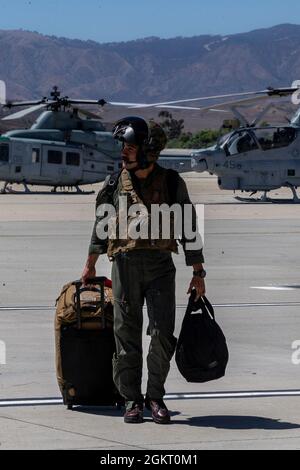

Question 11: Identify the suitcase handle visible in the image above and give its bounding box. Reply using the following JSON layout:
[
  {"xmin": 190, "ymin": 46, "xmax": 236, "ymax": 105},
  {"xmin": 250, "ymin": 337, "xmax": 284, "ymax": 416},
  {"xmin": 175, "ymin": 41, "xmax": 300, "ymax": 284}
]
[
  {"xmin": 73, "ymin": 277, "xmax": 108, "ymax": 286},
  {"xmin": 77, "ymin": 287, "xmax": 102, "ymax": 294},
  {"xmin": 73, "ymin": 278, "xmax": 106, "ymax": 329}
]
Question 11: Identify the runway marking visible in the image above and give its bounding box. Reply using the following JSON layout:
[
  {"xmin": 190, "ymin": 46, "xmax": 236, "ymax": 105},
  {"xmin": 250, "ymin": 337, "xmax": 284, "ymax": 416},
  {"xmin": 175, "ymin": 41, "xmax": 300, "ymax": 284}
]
[
  {"xmin": 1, "ymin": 390, "xmax": 300, "ymax": 407},
  {"xmin": 1, "ymin": 301, "xmax": 300, "ymax": 312},
  {"xmin": 166, "ymin": 390, "xmax": 300, "ymax": 400},
  {"xmin": 0, "ymin": 306, "xmax": 53, "ymax": 311},
  {"xmin": 251, "ymin": 286, "xmax": 300, "ymax": 291},
  {"xmin": 209, "ymin": 302, "xmax": 300, "ymax": 308},
  {"xmin": 0, "ymin": 398, "xmax": 62, "ymax": 407}
]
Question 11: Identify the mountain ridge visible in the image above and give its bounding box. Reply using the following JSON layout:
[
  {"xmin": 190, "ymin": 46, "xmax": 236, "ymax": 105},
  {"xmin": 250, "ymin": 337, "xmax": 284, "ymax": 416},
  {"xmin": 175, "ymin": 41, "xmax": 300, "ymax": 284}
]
[{"xmin": 0, "ymin": 23, "xmax": 300, "ymax": 103}]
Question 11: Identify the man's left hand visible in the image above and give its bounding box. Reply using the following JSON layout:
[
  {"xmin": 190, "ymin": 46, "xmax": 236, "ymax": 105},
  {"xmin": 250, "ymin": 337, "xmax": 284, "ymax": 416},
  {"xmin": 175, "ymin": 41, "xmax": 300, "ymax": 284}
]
[{"xmin": 187, "ymin": 277, "xmax": 206, "ymax": 301}]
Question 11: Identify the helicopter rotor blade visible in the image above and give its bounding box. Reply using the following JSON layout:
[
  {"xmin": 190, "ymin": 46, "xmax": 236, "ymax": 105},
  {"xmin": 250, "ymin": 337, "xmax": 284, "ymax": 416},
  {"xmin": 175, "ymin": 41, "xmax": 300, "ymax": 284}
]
[
  {"xmin": 2, "ymin": 104, "xmax": 47, "ymax": 120},
  {"xmin": 4, "ymin": 99, "xmax": 48, "ymax": 109},
  {"xmin": 107, "ymin": 101, "xmax": 156, "ymax": 107},
  {"xmin": 165, "ymin": 86, "xmax": 300, "ymax": 106},
  {"xmin": 103, "ymin": 93, "xmax": 288, "ymax": 113},
  {"xmin": 149, "ymin": 104, "xmax": 207, "ymax": 110},
  {"xmin": 106, "ymin": 100, "xmax": 208, "ymax": 108},
  {"xmin": 145, "ymin": 93, "xmax": 291, "ymax": 115},
  {"xmin": 147, "ymin": 95, "xmax": 269, "ymax": 112},
  {"xmin": 199, "ymin": 94, "xmax": 269, "ymax": 110},
  {"xmin": 106, "ymin": 86, "xmax": 300, "ymax": 109},
  {"xmin": 68, "ymin": 99, "xmax": 107, "ymax": 106}
]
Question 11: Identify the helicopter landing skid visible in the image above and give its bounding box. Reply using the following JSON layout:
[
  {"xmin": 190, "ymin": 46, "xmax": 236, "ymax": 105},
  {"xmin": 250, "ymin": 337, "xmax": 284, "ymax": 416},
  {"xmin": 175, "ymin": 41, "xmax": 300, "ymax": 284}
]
[
  {"xmin": 50, "ymin": 185, "xmax": 94, "ymax": 195},
  {"xmin": 1, "ymin": 183, "xmax": 95, "ymax": 195},
  {"xmin": 0, "ymin": 181, "xmax": 9, "ymax": 194},
  {"xmin": 235, "ymin": 186, "xmax": 300, "ymax": 204},
  {"xmin": 235, "ymin": 196, "xmax": 300, "ymax": 204}
]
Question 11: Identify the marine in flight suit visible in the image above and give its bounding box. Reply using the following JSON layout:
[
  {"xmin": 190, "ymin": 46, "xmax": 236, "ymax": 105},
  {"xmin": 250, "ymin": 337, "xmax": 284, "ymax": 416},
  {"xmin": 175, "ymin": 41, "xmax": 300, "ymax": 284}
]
[{"xmin": 82, "ymin": 117, "xmax": 206, "ymax": 424}]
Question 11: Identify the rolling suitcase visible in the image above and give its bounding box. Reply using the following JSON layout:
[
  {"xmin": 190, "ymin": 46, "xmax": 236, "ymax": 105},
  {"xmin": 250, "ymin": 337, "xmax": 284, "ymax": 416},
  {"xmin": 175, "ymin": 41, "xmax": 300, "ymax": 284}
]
[{"xmin": 55, "ymin": 276, "xmax": 124, "ymax": 410}]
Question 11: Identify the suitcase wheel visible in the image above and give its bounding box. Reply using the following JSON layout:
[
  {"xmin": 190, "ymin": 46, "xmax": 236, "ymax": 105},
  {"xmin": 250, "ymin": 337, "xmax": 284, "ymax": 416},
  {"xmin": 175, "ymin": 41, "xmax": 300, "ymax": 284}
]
[{"xmin": 67, "ymin": 404, "xmax": 73, "ymax": 410}]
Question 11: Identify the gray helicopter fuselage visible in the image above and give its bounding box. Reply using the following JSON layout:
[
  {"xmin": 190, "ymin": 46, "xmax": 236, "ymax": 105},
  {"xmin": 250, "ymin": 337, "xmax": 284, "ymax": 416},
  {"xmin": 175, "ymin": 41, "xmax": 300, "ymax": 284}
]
[
  {"xmin": 0, "ymin": 111, "xmax": 122, "ymax": 187},
  {"xmin": 191, "ymin": 125, "xmax": 300, "ymax": 192}
]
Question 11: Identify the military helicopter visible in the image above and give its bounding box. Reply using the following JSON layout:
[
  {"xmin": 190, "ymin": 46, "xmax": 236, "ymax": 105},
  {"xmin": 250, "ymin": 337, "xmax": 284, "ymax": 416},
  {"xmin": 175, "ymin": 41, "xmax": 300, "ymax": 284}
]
[
  {"xmin": 0, "ymin": 81, "xmax": 124, "ymax": 194},
  {"xmin": 187, "ymin": 84, "xmax": 300, "ymax": 201}
]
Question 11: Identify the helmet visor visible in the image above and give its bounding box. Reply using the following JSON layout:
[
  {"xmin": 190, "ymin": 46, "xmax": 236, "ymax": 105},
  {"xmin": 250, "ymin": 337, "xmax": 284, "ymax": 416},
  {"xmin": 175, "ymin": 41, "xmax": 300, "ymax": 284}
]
[
  {"xmin": 113, "ymin": 124, "xmax": 137, "ymax": 145},
  {"xmin": 112, "ymin": 116, "xmax": 149, "ymax": 146}
]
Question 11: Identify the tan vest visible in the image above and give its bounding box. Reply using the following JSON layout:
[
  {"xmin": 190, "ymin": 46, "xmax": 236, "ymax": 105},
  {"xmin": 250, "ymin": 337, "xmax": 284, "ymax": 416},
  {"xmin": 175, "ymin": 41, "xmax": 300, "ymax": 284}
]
[{"xmin": 107, "ymin": 168, "xmax": 178, "ymax": 257}]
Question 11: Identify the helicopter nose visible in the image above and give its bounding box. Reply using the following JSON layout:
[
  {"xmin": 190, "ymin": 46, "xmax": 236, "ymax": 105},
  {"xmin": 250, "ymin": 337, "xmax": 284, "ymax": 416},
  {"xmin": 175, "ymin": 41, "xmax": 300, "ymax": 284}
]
[{"xmin": 191, "ymin": 157, "xmax": 208, "ymax": 173}]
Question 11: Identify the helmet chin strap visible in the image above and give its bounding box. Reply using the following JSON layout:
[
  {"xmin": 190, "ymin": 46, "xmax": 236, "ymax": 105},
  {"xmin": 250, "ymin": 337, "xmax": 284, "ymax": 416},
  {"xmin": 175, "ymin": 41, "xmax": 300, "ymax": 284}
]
[{"xmin": 126, "ymin": 154, "xmax": 150, "ymax": 173}]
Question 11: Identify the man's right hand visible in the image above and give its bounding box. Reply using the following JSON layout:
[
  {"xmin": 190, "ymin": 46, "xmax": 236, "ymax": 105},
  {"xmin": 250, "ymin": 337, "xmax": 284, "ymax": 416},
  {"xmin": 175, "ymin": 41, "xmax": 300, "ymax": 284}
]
[
  {"xmin": 81, "ymin": 254, "xmax": 99, "ymax": 285},
  {"xmin": 81, "ymin": 265, "xmax": 96, "ymax": 285}
]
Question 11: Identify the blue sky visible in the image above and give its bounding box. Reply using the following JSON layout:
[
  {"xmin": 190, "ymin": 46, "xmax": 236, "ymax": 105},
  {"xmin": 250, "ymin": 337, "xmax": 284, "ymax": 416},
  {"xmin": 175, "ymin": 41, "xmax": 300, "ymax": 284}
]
[{"xmin": 0, "ymin": 0, "xmax": 300, "ymax": 43}]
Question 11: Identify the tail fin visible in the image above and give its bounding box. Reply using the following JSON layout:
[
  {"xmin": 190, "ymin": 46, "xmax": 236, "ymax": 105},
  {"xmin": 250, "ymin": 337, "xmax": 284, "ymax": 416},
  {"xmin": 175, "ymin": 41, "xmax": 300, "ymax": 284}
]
[{"xmin": 0, "ymin": 80, "xmax": 6, "ymax": 105}]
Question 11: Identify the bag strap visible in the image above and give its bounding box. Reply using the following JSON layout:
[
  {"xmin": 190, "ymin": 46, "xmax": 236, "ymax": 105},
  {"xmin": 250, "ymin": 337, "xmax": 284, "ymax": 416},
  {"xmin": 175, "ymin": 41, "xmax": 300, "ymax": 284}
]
[
  {"xmin": 104, "ymin": 171, "xmax": 121, "ymax": 197},
  {"xmin": 74, "ymin": 282, "xmax": 82, "ymax": 329},
  {"xmin": 186, "ymin": 290, "xmax": 215, "ymax": 320},
  {"xmin": 96, "ymin": 171, "xmax": 121, "ymax": 205},
  {"xmin": 202, "ymin": 296, "xmax": 215, "ymax": 320}
]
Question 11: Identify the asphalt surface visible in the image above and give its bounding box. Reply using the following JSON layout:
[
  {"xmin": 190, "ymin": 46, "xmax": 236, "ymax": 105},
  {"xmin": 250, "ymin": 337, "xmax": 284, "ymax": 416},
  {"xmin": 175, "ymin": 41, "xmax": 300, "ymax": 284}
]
[{"xmin": 1, "ymin": 175, "xmax": 300, "ymax": 450}]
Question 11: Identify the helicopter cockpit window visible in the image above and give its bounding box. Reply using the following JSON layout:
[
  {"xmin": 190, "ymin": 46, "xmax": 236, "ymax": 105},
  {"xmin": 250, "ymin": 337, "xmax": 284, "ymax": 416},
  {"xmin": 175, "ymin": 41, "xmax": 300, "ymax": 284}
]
[
  {"xmin": 0, "ymin": 144, "xmax": 9, "ymax": 162},
  {"xmin": 48, "ymin": 150, "xmax": 63, "ymax": 165},
  {"xmin": 225, "ymin": 131, "xmax": 258, "ymax": 156},
  {"xmin": 66, "ymin": 152, "xmax": 80, "ymax": 166},
  {"xmin": 254, "ymin": 128, "xmax": 296, "ymax": 151}
]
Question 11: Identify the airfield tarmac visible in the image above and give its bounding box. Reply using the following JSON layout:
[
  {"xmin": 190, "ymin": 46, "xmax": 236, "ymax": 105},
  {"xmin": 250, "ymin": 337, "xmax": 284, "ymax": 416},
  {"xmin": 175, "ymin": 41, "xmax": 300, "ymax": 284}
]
[{"xmin": 1, "ymin": 173, "xmax": 300, "ymax": 450}]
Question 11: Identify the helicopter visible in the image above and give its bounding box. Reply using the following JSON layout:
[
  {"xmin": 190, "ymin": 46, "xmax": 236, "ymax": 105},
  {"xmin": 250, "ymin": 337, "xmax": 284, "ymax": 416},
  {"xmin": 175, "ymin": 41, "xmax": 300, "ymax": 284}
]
[
  {"xmin": 112, "ymin": 81, "xmax": 300, "ymax": 201},
  {"xmin": 0, "ymin": 82, "xmax": 124, "ymax": 194},
  {"xmin": 188, "ymin": 84, "xmax": 300, "ymax": 202}
]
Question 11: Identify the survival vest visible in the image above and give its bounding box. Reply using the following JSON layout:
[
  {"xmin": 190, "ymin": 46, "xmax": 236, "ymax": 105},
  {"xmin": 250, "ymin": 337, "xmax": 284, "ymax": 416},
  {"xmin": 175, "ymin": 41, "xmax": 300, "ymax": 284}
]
[{"xmin": 98, "ymin": 166, "xmax": 180, "ymax": 258}]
